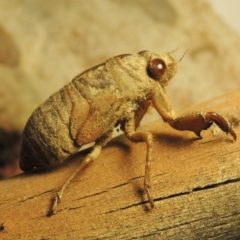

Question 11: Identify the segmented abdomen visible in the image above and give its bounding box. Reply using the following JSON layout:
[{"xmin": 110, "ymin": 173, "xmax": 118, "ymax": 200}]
[{"xmin": 20, "ymin": 82, "xmax": 88, "ymax": 171}]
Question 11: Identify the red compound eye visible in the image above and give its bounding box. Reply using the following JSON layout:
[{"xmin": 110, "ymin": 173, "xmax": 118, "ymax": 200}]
[{"xmin": 148, "ymin": 58, "xmax": 166, "ymax": 80}]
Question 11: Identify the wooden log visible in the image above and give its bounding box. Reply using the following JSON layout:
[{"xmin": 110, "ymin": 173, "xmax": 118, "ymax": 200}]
[{"xmin": 0, "ymin": 90, "xmax": 240, "ymax": 239}]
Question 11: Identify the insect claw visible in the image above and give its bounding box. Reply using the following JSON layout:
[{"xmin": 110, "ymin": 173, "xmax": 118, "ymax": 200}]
[
  {"xmin": 205, "ymin": 112, "xmax": 237, "ymax": 141},
  {"xmin": 47, "ymin": 195, "xmax": 61, "ymax": 216},
  {"xmin": 149, "ymin": 199, "xmax": 154, "ymax": 209},
  {"xmin": 194, "ymin": 131, "xmax": 202, "ymax": 138},
  {"xmin": 228, "ymin": 127, "xmax": 237, "ymax": 141},
  {"xmin": 144, "ymin": 183, "xmax": 154, "ymax": 209},
  {"xmin": 47, "ymin": 210, "xmax": 54, "ymax": 217}
]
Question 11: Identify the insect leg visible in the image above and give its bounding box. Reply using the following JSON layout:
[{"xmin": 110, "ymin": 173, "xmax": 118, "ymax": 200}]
[
  {"xmin": 134, "ymin": 100, "xmax": 151, "ymax": 129},
  {"xmin": 152, "ymin": 91, "xmax": 236, "ymax": 140},
  {"xmin": 168, "ymin": 111, "xmax": 236, "ymax": 140},
  {"xmin": 123, "ymin": 112, "xmax": 154, "ymax": 209},
  {"xmin": 48, "ymin": 129, "xmax": 113, "ymax": 216}
]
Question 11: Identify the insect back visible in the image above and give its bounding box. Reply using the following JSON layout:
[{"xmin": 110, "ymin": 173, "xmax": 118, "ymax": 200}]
[{"xmin": 19, "ymin": 52, "xmax": 155, "ymax": 170}]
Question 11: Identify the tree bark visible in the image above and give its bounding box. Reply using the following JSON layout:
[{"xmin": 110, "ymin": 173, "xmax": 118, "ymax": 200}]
[{"xmin": 1, "ymin": 90, "xmax": 240, "ymax": 240}]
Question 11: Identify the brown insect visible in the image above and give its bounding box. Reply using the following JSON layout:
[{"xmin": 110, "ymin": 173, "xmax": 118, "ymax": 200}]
[{"xmin": 20, "ymin": 51, "xmax": 236, "ymax": 215}]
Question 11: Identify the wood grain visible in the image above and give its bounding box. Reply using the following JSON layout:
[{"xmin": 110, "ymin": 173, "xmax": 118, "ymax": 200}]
[{"xmin": 0, "ymin": 90, "xmax": 240, "ymax": 239}]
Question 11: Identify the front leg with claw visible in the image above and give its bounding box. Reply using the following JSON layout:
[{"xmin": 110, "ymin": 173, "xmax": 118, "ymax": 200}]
[
  {"xmin": 152, "ymin": 86, "xmax": 236, "ymax": 141},
  {"xmin": 169, "ymin": 111, "xmax": 236, "ymax": 141}
]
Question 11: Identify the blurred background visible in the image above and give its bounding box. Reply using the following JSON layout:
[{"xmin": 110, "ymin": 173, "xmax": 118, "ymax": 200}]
[{"xmin": 0, "ymin": 0, "xmax": 239, "ymax": 179}]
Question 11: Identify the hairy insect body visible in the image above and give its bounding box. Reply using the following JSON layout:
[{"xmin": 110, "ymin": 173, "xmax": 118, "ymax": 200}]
[
  {"xmin": 20, "ymin": 52, "xmax": 167, "ymax": 171},
  {"xmin": 20, "ymin": 83, "xmax": 79, "ymax": 170},
  {"xmin": 20, "ymin": 51, "xmax": 236, "ymax": 214}
]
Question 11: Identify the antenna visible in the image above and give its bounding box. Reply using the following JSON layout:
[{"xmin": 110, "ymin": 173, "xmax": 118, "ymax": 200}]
[
  {"xmin": 167, "ymin": 46, "xmax": 179, "ymax": 54},
  {"xmin": 178, "ymin": 49, "xmax": 188, "ymax": 62}
]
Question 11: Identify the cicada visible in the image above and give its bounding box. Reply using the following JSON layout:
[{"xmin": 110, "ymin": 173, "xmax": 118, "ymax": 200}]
[{"xmin": 20, "ymin": 51, "xmax": 236, "ymax": 215}]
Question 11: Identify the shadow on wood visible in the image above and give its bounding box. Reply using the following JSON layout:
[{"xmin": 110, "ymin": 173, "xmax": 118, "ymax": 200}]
[{"xmin": 0, "ymin": 90, "xmax": 240, "ymax": 239}]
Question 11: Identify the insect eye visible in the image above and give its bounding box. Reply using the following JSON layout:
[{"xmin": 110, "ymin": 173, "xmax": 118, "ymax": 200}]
[{"xmin": 148, "ymin": 59, "xmax": 166, "ymax": 80}]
